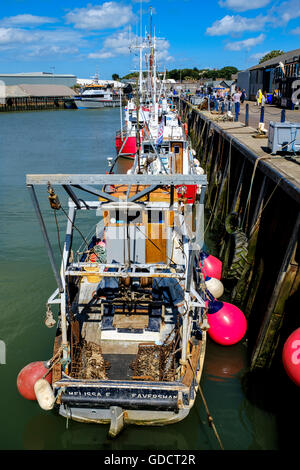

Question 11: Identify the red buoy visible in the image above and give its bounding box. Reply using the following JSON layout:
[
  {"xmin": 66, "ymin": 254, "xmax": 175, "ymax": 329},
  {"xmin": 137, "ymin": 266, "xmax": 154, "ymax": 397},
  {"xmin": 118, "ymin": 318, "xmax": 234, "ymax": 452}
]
[
  {"xmin": 200, "ymin": 251, "xmax": 222, "ymax": 280},
  {"xmin": 17, "ymin": 362, "xmax": 52, "ymax": 401},
  {"xmin": 206, "ymin": 300, "xmax": 247, "ymax": 346},
  {"xmin": 282, "ymin": 328, "xmax": 300, "ymax": 387}
]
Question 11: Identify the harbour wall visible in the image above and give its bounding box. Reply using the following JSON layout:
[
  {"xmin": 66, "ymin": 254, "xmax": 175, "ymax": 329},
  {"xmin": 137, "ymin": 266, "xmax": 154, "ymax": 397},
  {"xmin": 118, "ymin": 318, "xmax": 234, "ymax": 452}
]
[
  {"xmin": 180, "ymin": 99, "xmax": 300, "ymax": 372},
  {"xmin": 0, "ymin": 96, "xmax": 73, "ymax": 112}
]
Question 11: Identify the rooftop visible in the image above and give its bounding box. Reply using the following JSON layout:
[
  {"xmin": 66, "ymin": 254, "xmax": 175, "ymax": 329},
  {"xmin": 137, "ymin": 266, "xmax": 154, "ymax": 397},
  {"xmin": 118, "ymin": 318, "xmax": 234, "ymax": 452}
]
[
  {"xmin": 248, "ymin": 48, "xmax": 300, "ymax": 71},
  {"xmin": 0, "ymin": 72, "xmax": 76, "ymax": 77},
  {"xmin": 3, "ymin": 84, "xmax": 77, "ymax": 98}
]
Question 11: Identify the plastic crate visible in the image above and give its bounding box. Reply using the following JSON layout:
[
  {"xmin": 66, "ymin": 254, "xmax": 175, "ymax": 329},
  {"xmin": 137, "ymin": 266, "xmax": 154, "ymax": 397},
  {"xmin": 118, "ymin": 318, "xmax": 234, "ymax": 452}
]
[{"xmin": 268, "ymin": 121, "xmax": 300, "ymax": 154}]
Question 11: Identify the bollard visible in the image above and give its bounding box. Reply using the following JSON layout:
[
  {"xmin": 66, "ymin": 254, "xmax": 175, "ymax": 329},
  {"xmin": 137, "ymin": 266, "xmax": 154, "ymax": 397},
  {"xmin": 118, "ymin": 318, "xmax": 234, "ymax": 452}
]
[
  {"xmin": 234, "ymin": 102, "xmax": 240, "ymax": 122},
  {"xmin": 260, "ymin": 106, "xmax": 264, "ymax": 123},
  {"xmin": 245, "ymin": 103, "xmax": 249, "ymax": 126},
  {"xmin": 221, "ymin": 102, "xmax": 224, "ymax": 114},
  {"xmin": 281, "ymin": 109, "xmax": 286, "ymax": 122}
]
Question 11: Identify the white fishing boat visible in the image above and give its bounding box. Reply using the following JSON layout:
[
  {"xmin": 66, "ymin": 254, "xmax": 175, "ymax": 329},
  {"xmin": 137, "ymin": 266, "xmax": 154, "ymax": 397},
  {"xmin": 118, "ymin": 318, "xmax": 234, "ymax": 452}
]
[{"xmin": 24, "ymin": 170, "xmax": 208, "ymax": 437}]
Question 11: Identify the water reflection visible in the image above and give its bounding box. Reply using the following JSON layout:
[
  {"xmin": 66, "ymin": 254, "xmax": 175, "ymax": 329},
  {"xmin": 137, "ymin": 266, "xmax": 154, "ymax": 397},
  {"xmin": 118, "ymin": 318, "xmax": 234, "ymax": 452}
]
[{"xmin": 204, "ymin": 339, "xmax": 247, "ymax": 382}]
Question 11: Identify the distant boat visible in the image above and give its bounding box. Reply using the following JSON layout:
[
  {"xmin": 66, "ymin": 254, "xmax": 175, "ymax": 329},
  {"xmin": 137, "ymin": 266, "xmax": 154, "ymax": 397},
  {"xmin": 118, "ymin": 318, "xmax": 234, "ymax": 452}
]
[{"xmin": 74, "ymin": 75, "xmax": 120, "ymax": 109}]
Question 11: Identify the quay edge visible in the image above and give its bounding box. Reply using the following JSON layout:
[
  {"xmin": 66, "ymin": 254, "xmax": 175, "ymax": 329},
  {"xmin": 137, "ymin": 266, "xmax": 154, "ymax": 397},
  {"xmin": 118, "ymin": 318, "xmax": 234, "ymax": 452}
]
[{"xmin": 179, "ymin": 98, "xmax": 300, "ymax": 372}]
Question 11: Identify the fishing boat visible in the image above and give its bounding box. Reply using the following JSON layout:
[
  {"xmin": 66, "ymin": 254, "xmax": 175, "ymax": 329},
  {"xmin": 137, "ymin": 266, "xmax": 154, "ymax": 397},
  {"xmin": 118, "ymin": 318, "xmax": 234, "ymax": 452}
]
[{"xmin": 24, "ymin": 170, "xmax": 208, "ymax": 436}]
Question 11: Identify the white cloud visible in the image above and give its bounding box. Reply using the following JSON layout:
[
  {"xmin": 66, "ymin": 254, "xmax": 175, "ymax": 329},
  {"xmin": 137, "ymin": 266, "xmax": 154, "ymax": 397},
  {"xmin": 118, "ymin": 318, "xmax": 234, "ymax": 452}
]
[
  {"xmin": 0, "ymin": 14, "xmax": 57, "ymax": 27},
  {"xmin": 0, "ymin": 25, "xmax": 86, "ymax": 61},
  {"xmin": 88, "ymin": 30, "xmax": 132, "ymax": 59},
  {"xmin": 65, "ymin": 2, "xmax": 135, "ymax": 30},
  {"xmin": 225, "ymin": 33, "xmax": 265, "ymax": 50},
  {"xmin": 207, "ymin": 0, "xmax": 300, "ymax": 38},
  {"xmin": 0, "ymin": 27, "xmax": 39, "ymax": 44},
  {"xmin": 250, "ymin": 50, "xmax": 270, "ymax": 61},
  {"xmin": 28, "ymin": 45, "xmax": 79, "ymax": 57},
  {"xmin": 88, "ymin": 31, "xmax": 173, "ymax": 63},
  {"xmin": 291, "ymin": 26, "xmax": 300, "ymax": 34},
  {"xmin": 156, "ymin": 38, "xmax": 173, "ymax": 63},
  {"xmin": 218, "ymin": 0, "xmax": 271, "ymax": 12},
  {"xmin": 89, "ymin": 50, "xmax": 115, "ymax": 59},
  {"xmin": 206, "ymin": 14, "xmax": 267, "ymax": 36},
  {"xmin": 270, "ymin": 0, "xmax": 300, "ymax": 24}
]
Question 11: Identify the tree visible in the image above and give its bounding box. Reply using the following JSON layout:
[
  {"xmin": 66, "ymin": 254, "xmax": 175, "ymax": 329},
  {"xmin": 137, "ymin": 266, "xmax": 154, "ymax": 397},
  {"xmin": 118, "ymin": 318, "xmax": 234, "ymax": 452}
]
[
  {"xmin": 219, "ymin": 66, "xmax": 238, "ymax": 80},
  {"xmin": 112, "ymin": 73, "xmax": 120, "ymax": 81},
  {"xmin": 259, "ymin": 50, "xmax": 284, "ymax": 64}
]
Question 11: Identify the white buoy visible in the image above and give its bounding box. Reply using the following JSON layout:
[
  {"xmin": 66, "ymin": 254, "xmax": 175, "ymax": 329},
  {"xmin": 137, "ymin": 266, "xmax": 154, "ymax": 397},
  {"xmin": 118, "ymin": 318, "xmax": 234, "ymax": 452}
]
[
  {"xmin": 258, "ymin": 122, "xmax": 267, "ymax": 134},
  {"xmin": 205, "ymin": 277, "xmax": 224, "ymax": 299},
  {"xmin": 34, "ymin": 378, "xmax": 55, "ymax": 410},
  {"xmin": 195, "ymin": 166, "xmax": 205, "ymax": 175}
]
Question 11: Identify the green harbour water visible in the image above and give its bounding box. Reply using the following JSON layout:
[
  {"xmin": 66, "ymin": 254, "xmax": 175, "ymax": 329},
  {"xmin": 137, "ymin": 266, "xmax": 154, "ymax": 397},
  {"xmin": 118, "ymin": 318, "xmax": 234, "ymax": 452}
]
[{"xmin": 0, "ymin": 107, "xmax": 283, "ymax": 450}]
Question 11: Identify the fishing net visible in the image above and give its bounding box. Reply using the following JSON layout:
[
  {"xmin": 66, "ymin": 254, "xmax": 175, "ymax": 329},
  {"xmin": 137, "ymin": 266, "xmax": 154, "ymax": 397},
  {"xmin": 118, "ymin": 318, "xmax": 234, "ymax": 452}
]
[
  {"xmin": 70, "ymin": 340, "xmax": 110, "ymax": 380},
  {"xmin": 130, "ymin": 342, "xmax": 176, "ymax": 382}
]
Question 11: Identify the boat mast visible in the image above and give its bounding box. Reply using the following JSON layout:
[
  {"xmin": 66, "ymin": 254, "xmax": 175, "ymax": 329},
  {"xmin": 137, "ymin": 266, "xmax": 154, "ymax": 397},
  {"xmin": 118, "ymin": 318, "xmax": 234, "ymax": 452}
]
[{"xmin": 139, "ymin": 0, "xmax": 143, "ymax": 97}]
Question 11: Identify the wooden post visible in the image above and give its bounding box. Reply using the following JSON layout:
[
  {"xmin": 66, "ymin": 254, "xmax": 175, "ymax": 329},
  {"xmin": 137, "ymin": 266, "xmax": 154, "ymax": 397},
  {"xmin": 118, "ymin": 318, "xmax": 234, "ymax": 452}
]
[{"xmin": 251, "ymin": 213, "xmax": 300, "ymax": 369}]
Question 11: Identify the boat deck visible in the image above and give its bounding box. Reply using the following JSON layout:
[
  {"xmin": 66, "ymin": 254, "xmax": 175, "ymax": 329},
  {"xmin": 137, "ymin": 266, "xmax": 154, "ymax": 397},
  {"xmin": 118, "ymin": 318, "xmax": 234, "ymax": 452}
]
[{"xmin": 69, "ymin": 276, "xmax": 179, "ymax": 382}]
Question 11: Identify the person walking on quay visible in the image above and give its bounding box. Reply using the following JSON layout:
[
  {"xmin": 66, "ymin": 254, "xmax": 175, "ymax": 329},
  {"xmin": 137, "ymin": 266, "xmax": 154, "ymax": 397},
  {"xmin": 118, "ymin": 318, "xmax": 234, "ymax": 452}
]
[
  {"xmin": 241, "ymin": 89, "xmax": 247, "ymax": 104},
  {"xmin": 261, "ymin": 91, "xmax": 267, "ymax": 107},
  {"xmin": 256, "ymin": 89, "xmax": 262, "ymax": 106},
  {"xmin": 232, "ymin": 89, "xmax": 242, "ymax": 121}
]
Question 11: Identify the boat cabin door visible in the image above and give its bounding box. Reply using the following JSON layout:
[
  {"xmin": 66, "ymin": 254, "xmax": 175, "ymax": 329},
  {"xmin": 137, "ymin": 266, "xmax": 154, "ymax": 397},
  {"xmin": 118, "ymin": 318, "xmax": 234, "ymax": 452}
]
[{"xmin": 171, "ymin": 142, "xmax": 183, "ymax": 173}]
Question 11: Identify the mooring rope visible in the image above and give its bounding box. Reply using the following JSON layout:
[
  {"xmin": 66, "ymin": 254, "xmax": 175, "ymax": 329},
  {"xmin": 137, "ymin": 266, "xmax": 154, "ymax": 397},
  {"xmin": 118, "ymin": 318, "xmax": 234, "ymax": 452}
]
[
  {"xmin": 241, "ymin": 156, "xmax": 271, "ymax": 230},
  {"xmin": 188, "ymin": 357, "xmax": 224, "ymax": 450},
  {"xmin": 249, "ymin": 176, "xmax": 282, "ymax": 237}
]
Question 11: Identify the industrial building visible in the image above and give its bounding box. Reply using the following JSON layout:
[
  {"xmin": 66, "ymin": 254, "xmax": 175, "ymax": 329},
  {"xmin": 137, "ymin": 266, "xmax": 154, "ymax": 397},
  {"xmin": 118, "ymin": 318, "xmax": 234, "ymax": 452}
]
[
  {"xmin": 0, "ymin": 72, "xmax": 77, "ymax": 88},
  {"xmin": 237, "ymin": 48, "xmax": 300, "ymax": 108},
  {"xmin": 0, "ymin": 84, "xmax": 77, "ymax": 111}
]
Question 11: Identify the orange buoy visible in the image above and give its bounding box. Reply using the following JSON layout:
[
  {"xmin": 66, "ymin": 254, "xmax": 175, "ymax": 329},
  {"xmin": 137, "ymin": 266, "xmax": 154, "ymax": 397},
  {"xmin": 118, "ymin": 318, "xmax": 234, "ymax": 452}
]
[
  {"xmin": 184, "ymin": 122, "xmax": 188, "ymax": 136},
  {"xmin": 17, "ymin": 362, "xmax": 52, "ymax": 401}
]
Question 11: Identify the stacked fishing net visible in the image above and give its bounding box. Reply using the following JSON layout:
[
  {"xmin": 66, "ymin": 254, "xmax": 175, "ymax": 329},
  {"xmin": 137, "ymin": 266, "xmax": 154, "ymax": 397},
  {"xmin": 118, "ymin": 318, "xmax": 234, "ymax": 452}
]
[
  {"xmin": 131, "ymin": 343, "xmax": 176, "ymax": 382},
  {"xmin": 70, "ymin": 340, "xmax": 110, "ymax": 380}
]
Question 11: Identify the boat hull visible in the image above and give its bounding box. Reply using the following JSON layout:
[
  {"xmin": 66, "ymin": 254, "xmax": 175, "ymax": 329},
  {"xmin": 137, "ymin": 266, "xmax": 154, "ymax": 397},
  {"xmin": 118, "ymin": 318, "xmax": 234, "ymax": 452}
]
[
  {"xmin": 75, "ymin": 99, "xmax": 119, "ymax": 109},
  {"xmin": 54, "ymin": 333, "xmax": 206, "ymax": 429},
  {"xmin": 58, "ymin": 404, "xmax": 190, "ymax": 426},
  {"xmin": 115, "ymin": 134, "xmax": 137, "ymax": 159}
]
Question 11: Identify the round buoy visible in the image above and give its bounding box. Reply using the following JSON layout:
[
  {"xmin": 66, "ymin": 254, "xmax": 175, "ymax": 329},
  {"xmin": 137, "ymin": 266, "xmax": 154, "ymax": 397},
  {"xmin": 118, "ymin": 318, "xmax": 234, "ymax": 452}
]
[
  {"xmin": 205, "ymin": 276, "xmax": 224, "ymax": 299},
  {"xmin": 17, "ymin": 362, "xmax": 52, "ymax": 401},
  {"xmin": 200, "ymin": 251, "xmax": 222, "ymax": 280},
  {"xmin": 282, "ymin": 328, "xmax": 300, "ymax": 387},
  {"xmin": 195, "ymin": 166, "xmax": 205, "ymax": 175},
  {"xmin": 206, "ymin": 300, "xmax": 247, "ymax": 346}
]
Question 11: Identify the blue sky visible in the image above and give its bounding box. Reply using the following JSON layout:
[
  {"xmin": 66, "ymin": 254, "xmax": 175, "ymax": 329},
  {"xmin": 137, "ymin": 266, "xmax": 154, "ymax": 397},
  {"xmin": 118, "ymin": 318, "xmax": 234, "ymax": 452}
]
[{"xmin": 0, "ymin": 0, "xmax": 299, "ymax": 79}]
